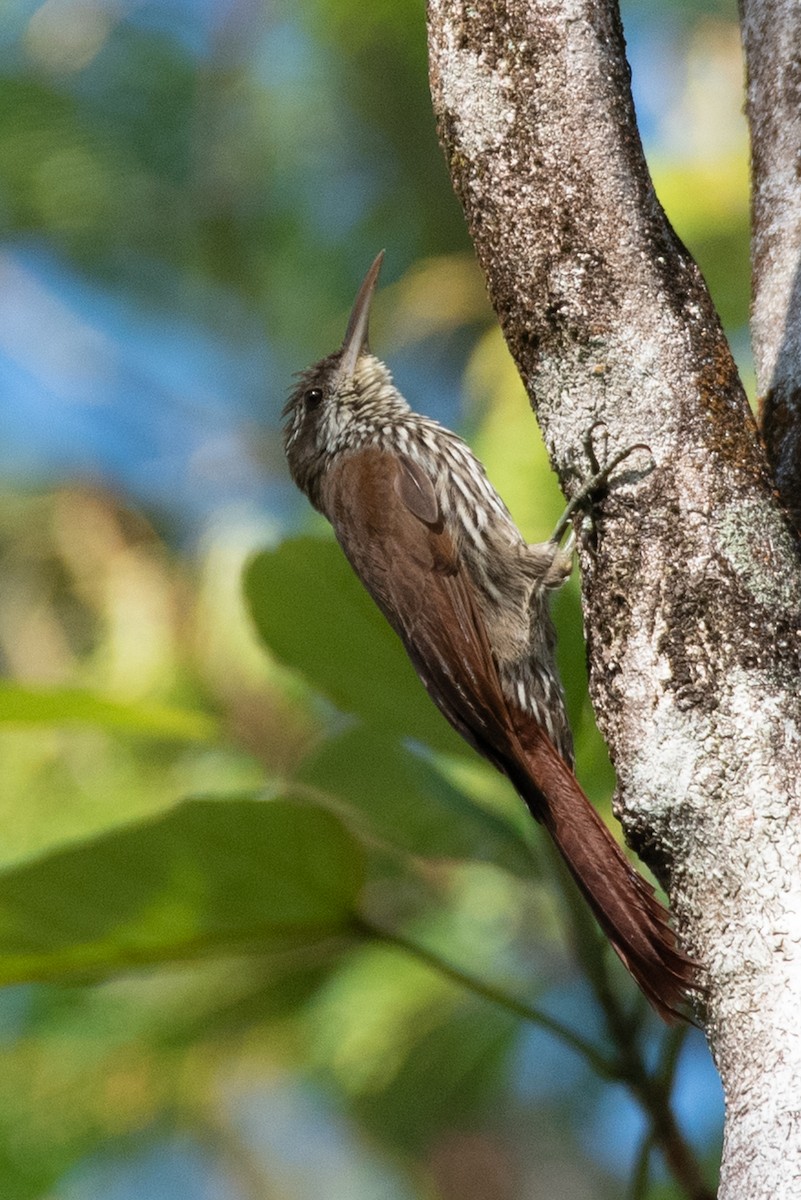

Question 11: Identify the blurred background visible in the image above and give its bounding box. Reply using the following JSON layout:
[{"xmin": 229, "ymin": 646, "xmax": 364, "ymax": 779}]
[{"xmin": 0, "ymin": 0, "xmax": 744, "ymax": 1195}]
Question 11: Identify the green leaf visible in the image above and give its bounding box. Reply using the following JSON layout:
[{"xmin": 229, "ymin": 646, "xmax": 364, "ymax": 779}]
[
  {"xmin": 0, "ymin": 682, "xmax": 218, "ymax": 742},
  {"xmin": 307, "ymin": 940, "xmax": 518, "ymax": 1151},
  {"xmin": 244, "ymin": 538, "xmax": 464, "ymax": 755},
  {"xmin": 298, "ymin": 727, "xmax": 535, "ymax": 878},
  {"xmin": 0, "ymin": 798, "xmax": 364, "ymax": 985}
]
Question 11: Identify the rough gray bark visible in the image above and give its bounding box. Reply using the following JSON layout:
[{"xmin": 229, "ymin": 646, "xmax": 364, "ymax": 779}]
[
  {"xmin": 426, "ymin": 2, "xmax": 801, "ymax": 1197},
  {"xmin": 742, "ymin": 0, "xmax": 801, "ymax": 535}
]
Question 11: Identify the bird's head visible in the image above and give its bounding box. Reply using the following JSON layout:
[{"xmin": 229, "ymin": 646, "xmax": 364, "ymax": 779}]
[{"xmin": 283, "ymin": 251, "xmax": 409, "ymax": 501}]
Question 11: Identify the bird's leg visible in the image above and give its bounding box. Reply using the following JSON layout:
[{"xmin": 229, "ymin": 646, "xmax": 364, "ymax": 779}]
[{"xmin": 549, "ymin": 429, "xmax": 653, "ymax": 547}]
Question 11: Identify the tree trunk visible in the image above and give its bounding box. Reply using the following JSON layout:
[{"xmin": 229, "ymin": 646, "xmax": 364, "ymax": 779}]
[
  {"xmin": 426, "ymin": 1, "xmax": 801, "ymax": 1196},
  {"xmin": 742, "ymin": 0, "xmax": 801, "ymax": 535}
]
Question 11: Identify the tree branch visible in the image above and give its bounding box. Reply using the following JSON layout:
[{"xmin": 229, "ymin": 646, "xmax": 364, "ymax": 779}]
[
  {"xmin": 426, "ymin": 1, "xmax": 801, "ymax": 1195},
  {"xmin": 357, "ymin": 914, "xmax": 711, "ymax": 1198},
  {"xmin": 741, "ymin": 0, "xmax": 801, "ymax": 533}
]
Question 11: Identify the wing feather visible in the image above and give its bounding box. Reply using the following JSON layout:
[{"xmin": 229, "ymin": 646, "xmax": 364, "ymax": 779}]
[{"xmin": 323, "ymin": 447, "xmax": 516, "ymax": 764}]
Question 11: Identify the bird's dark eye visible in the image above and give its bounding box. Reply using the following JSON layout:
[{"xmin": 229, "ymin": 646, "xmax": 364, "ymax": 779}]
[{"xmin": 305, "ymin": 387, "xmax": 324, "ymax": 408}]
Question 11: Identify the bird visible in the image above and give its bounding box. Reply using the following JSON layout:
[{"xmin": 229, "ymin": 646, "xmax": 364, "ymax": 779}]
[{"xmin": 283, "ymin": 251, "xmax": 694, "ymax": 1021}]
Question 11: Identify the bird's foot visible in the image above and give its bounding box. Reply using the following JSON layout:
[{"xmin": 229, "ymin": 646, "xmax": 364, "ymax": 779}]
[{"xmin": 549, "ymin": 424, "xmax": 654, "ymax": 546}]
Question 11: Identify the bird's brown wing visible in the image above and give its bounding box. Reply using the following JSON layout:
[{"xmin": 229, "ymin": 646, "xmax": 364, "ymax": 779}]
[
  {"xmin": 322, "ymin": 447, "xmax": 695, "ymax": 1020},
  {"xmin": 323, "ymin": 447, "xmax": 518, "ymax": 764}
]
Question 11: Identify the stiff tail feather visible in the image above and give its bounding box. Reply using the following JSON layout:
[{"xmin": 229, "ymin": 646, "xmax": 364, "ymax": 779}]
[{"xmin": 510, "ymin": 724, "xmax": 696, "ymax": 1022}]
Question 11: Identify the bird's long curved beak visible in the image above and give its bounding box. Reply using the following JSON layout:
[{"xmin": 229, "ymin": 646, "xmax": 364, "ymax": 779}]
[{"xmin": 340, "ymin": 250, "xmax": 385, "ymax": 378}]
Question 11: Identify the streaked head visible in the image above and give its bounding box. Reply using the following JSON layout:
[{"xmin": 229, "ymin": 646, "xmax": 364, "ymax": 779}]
[{"xmin": 283, "ymin": 251, "xmax": 407, "ymax": 500}]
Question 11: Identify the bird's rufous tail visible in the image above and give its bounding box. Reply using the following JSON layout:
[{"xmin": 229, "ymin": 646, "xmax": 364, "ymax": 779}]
[{"xmin": 509, "ymin": 722, "xmax": 695, "ymax": 1022}]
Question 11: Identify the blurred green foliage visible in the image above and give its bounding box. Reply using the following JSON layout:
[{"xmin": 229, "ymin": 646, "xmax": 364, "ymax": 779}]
[
  {"xmin": 0, "ymin": 489, "xmax": 719, "ymax": 1200},
  {"xmin": 0, "ymin": 0, "xmax": 738, "ymax": 1196}
]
